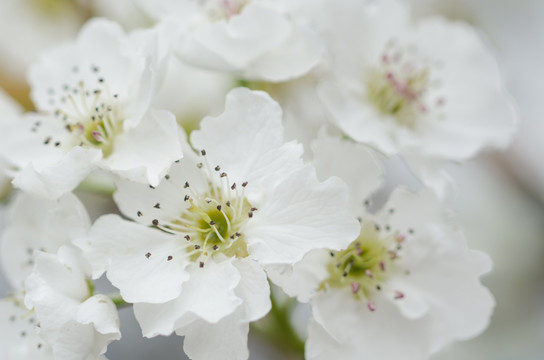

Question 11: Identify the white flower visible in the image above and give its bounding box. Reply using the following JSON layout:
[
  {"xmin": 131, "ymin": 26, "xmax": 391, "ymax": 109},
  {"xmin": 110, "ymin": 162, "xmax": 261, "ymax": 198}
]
[
  {"xmin": 0, "ymin": 89, "xmax": 22, "ymax": 198},
  {"xmin": 24, "ymin": 246, "xmax": 120, "ymax": 360},
  {"xmin": 138, "ymin": 0, "xmax": 324, "ymax": 82},
  {"xmin": 0, "ymin": 18, "xmax": 182, "ymax": 199},
  {"xmin": 82, "ymin": 88, "xmax": 359, "ymax": 360},
  {"xmin": 0, "ymin": 192, "xmax": 90, "ymax": 289},
  {"xmin": 316, "ymin": 0, "xmax": 517, "ymax": 193},
  {"xmin": 0, "ymin": 297, "xmax": 53, "ymax": 359},
  {"xmin": 279, "ymin": 189, "xmax": 495, "ymax": 360},
  {"xmin": 0, "ymin": 192, "xmax": 118, "ymax": 359}
]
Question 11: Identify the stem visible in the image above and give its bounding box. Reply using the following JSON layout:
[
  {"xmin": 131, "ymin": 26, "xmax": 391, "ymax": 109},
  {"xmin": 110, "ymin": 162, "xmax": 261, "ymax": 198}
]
[
  {"xmin": 108, "ymin": 294, "xmax": 132, "ymax": 310},
  {"xmin": 76, "ymin": 178, "xmax": 116, "ymax": 196},
  {"xmin": 251, "ymin": 291, "xmax": 305, "ymax": 359}
]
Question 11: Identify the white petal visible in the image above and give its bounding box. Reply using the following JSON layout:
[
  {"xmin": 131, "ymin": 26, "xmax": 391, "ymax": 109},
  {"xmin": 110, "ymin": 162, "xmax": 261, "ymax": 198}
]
[
  {"xmin": 247, "ymin": 166, "xmax": 359, "ymax": 264},
  {"xmin": 13, "ymin": 146, "xmax": 101, "ymax": 199},
  {"xmin": 84, "ymin": 215, "xmax": 189, "ymax": 303},
  {"xmin": 178, "ymin": 309, "xmax": 250, "ymax": 360},
  {"xmin": 232, "ymin": 258, "xmax": 271, "ymax": 322},
  {"xmin": 317, "ymin": 81, "xmax": 398, "ymax": 155},
  {"xmin": 243, "ymin": 22, "xmax": 323, "ymax": 82},
  {"xmin": 178, "ymin": 4, "xmax": 290, "ymax": 70},
  {"xmin": 190, "ymin": 87, "xmax": 304, "ymax": 191},
  {"xmin": 134, "ymin": 258, "xmax": 242, "ymax": 337},
  {"xmin": 266, "ymin": 249, "xmax": 330, "ymax": 303},
  {"xmin": 312, "ymin": 129, "xmax": 383, "ymax": 212},
  {"xmin": 100, "ymin": 109, "xmax": 183, "ymax": 186},
  {"xmin": 76, "ymin": 295, "xmax": 120, "ymax": 337},
  {"xmin": 309, "ymin": 289, "xmax": 429, "ymax": 360}
]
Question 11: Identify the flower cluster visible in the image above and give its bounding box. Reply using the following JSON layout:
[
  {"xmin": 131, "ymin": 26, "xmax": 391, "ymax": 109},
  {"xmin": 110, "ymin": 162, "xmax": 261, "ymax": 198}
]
[{"xmin": 0, "ymin": 0, "xmax": 517, "ymax": 359}]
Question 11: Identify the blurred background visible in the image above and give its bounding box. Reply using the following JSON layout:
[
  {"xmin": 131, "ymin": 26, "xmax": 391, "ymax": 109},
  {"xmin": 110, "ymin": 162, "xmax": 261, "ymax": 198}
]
[{"xmin": 0, "ymin": 0, "xmax": 543, "ymax": 359}]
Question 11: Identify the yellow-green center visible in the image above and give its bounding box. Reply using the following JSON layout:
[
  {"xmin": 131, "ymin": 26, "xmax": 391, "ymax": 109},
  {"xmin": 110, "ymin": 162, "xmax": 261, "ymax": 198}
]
[
  {"xmin": 321, "ymin": 222, "xmax": 399, "ymax": 300},
  {"xmin": 366, "ymin": 67, "xmax": 431, "ymax": 128}
]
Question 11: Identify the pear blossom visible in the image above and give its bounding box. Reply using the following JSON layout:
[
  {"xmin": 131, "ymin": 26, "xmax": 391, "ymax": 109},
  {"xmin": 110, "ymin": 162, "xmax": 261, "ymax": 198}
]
[
  {"xmin": 1, "ymin": 192, "xmax": 91, "ymax": 289},
  {"xmin": 0, "ymin": 18, "xmax": 182, "ymax": 199},
  {"xmin": 275, "ymin": 189, "xmax": 494, "ymax": 360},
  {"xmin": 316, "ymin": 0, "xmax": 517, "ymax": 194},
  {"xmin": 267, "ymin": 131, "xmax": 494, "ymax": 359},
  {"xmin": 24, "ymin": 246, "xmax": 120, "ymax": 360},
  {"xmin": 81, "ymin": 88, "xmax": 359, "ymax": 359},
  {"xmin": 138, "ymin": 0, "xmax": 324, "ymax": 82},
  {"xmin": 0, "ymin": 192, "xmax": 120, "ymax": 359}
]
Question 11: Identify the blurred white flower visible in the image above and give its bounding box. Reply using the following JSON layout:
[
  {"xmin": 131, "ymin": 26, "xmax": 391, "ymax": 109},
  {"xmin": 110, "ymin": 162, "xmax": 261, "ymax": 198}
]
[
  {"xmin": 0, "ymin": 296, "xmax": 53, "ymax": 359},
  {"xmin": 0, "ymin": 192, "xmax": 119, "ymax": 359},
  {"xmin": 24, "ymin": 247, "xmax": 120, "ymax": 360},
  {"xmin": 0, "ymin": 18, "xmax": 183, "ymax": 199},
  {"xmin": 0, "ymin": 89, "xmax": 22, "ymax": 198},
  {"xmin": 138, "ymin": 0, "xmax": 324, "ymax": 82},
  {"xmin": 0, "ymin": 192, "xmax": 90, "ymax": 289},
  {"xmin": 316, "ymin": 0, "xmax": 517, "ymax": 194},
  {"xmin": 81, "ymin": 88, "xmax": 359, "ymax": 360}
]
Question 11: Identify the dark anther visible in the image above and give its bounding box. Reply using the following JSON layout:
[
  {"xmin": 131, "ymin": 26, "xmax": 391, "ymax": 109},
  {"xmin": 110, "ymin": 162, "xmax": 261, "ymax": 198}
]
[
  {"xmin": 214, "ymin": 165, "xmax": 220, "ymax": 171},
  {"xmin": 167, "ymin": 256, "xmax": 173, "ymax": 261},
  {"xmin": 145, "ymin": 252, "xmax": 151, "ymax": 259},
  {"xmin": 154, "ymin": 203, "xmax": 161, "ymax": 209},
  {"xmin": 152, "ymin": 219, "xmax": 159, "ymax": 226}
]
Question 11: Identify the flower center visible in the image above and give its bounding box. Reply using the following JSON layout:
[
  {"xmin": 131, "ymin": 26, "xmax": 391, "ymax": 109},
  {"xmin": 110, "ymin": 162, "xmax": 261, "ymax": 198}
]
[
  {"xmin": 177, "ymin": 184, "xmax": 252, "ymax": 259},
  {"xmin": 366, "ymin": 41, "xmax": 445, "ymax": 128},
  {"xmin": 40, "ymin": 65, "xmax": 123, "ymax": 157},
  {"xmin": 320, "ymin": 221, "xmax": 407, "ymax": 310},
  {"xmin": 149, "ymin": 150, "xmax": 255, "ymax": 263},
  {"xmin": 202, "ymin": 0, "xmax": 249, "ymax": 21},
  {"xmin": 27, "ymin": 0, "xmax": 76, "ymax": 16}
]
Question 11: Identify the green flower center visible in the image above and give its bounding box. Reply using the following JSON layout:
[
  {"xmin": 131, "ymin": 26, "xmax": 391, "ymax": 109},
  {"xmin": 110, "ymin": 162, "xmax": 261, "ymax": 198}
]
[
  {"xmin": 320, "ymin": 221, "xmax": 405, "ymax": 303},
  {"xmin": 179, "ymin": 188, "xmax": 252, "ymax": 259},
  {"xmin": 149, "ymin": 154, "xmax": 256, "ymax": 264}
]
